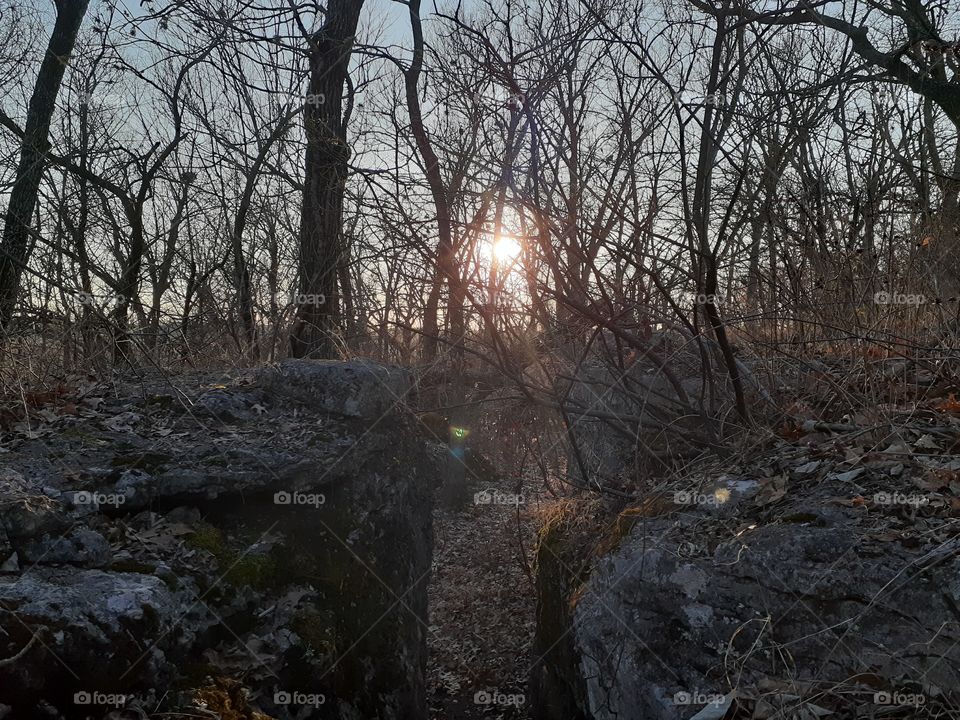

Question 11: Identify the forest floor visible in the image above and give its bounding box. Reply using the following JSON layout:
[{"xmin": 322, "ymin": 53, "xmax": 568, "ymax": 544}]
[{"xmin": 427, "ymin": 466, "xmax": 550, "ymax": 719}]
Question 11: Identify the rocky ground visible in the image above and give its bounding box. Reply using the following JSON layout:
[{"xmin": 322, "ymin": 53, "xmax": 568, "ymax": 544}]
[
  {"xmin": 426, "ymin": 469, "xmax": 543, "ymax": 719},
  {"xmin": 533, "ymin": 385, "xmax": 960, "ymax": 719},
  {"xmin": 0, "ymin": 361, "xmax": 436, "ymax": 720},
  {"xmin": 4, "ymin": 355, "xmax": 958, "ymax": 719}
]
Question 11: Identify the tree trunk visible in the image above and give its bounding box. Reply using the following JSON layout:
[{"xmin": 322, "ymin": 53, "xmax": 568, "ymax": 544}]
[
  {"xmin": 404, "ymin": 0, "xmax": 459, "ymax": 363},
  {"xmin": 289, "ymin": 0, "xmax": 365, "ymax": 359},
  {"xmin": 112, "ymin": 206, "xmax": 145, "ymax": 365},
  {"xmin": 0, "ymin": 0, "xmax": 90, "ymax": 330},
  {"xmin": 232, "ymin": 178, "xmax": 260, "ymax": 359}
]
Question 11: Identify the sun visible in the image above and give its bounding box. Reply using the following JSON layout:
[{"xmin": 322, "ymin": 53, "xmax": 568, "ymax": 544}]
[{"xmin": 491, "ymin": 235, "xmax": 522, "ymax": 263}]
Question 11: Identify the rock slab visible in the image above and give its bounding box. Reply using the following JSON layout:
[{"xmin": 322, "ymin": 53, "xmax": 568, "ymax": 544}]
[{"xmin": 0, "ymin": 360, "xmax": 436, "ymax": 720}]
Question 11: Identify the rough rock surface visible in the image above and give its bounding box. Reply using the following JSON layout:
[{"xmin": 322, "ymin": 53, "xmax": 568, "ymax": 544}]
[
  {"xmin": 532, "ymin": 466, "xmax": 960, "ymax": 720},
  {"xmin": 0, "ymin": 360, "xmax": 437, "ymax": 720},
  {"xmin": 563, "ymin": 337, "xmax": 770, "ymax": 484},
  {"xmin": 565, "ymin": 359, "xmax": 707, "ymax": 480}
]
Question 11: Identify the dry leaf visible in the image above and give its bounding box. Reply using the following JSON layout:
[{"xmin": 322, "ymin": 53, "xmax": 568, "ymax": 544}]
[
  {"xmin": 913, "ymin": 434, "xmax": 941, "ymax": 451},
  {"xmin": 756, "ymin": 474, "xmax": 788, "ymax": 506},
  {"xmin": 832, "ymin": 467, "xmax": 865, "ymax": 482},
  {"xmin": 689, "ymin": 693, "xmax": 735, "ymax": 720},
  {"xmin": 935, "ymin": 393, "xmax": 960, "ymax": 413},
  {"xmin": 844, "ymin": 446, "xmax": 864, "ymax": 464},
  {"xmin": 914, "ymin": 469, "xmax": 951, "ymax": 492}
]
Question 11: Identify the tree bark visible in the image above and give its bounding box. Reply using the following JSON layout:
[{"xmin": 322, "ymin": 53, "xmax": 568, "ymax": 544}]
[
  {"xmin": 289, "ymin": 0, "xmax": 365, "ymax": 358},
  {"xmin": 404, "ymin": 0, "xmax": 461, "ymax": 363},
  {"xmin": 0, "ymin": 0, "xmax": 90, "ymax": 331}
]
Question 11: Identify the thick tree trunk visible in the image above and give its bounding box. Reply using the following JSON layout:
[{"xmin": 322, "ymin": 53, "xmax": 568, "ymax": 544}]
[
  {"xmin": 289, "ymin": 0, "xmax": 365, "ymax": 359},
  {"xmin": 0, "ymin": 0, "xmax": 90, "ymax": 331}
]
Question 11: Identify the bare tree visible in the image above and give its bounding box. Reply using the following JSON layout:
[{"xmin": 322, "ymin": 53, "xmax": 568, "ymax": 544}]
[
  {"xmin": 0, "ymin": 0, "xmax": 89, "ymax": 330},
  {"xmin": 290, "ymin": 0, "xmax": 366, "ymax": 358}
]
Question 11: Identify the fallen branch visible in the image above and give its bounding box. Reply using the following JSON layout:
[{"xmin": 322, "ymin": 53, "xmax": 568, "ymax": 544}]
[{"xmin": 0, "ymin": 625, "xmax": 45, "ymax": 667}]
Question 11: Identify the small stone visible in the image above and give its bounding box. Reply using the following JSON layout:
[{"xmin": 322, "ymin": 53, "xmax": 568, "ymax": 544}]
[
  {"xmin": 0, "ymin": 552, "xmax": 18, "ymax": 573},
  {"xmin": 17, "ymin": 528, "xmax": 111, "ymax": 567},
  {"xmin": 165, "ymin": 506, "xmax": 201, "ymax": 524}
]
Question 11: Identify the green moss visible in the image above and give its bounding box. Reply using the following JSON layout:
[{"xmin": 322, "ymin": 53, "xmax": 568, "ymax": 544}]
[
  {"xmin": 224, "ymin": 554, "xmax": 276, "ymax": 588},
  {"xmin": 290, "ymin": 607, "xmax": 339, "ymax": 656},
  {"xmin": 61, "ymin": 427, "xmax": 104, "ymax": 443},
  {"xmin": 188, "ymin": 524, "xmax": 228, "ymax": 556},
  {"xmin": 186, "ymin": 524, "xmax": 278, "ymax": 589},
  {"xmin": 146, "ymin": 394, "xmax": 176, "ymax": 409},
  {"xmin": 110, "ymin": 450, "xmax": 171, "ymax": 471}
]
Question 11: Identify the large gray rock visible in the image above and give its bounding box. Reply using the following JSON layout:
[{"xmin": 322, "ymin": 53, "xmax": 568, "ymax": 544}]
[
  {"xmin": 532, "ymin": 476, "xmax": 960, "ymax": 720},
  {"xmin": 16, "ymin": 527, "xmax": 111, "ymax": 566},
  {"xmin": 562, "ymin": 336, "xmax": 770, "ymax": 483},
  {"xmin": 0, "ymin": 568, "xmax": 211, "ymax": 693},
  {"xmin": 259, "ymin": 359, "xmax": 414, "ymax": 419},
  {"xmin": 565, "ymin": 360, "xmax": 706, "ymax": 480},
  {"xmin": 0, "ymin": 361, "xmax": 436, "ymax": 720}
]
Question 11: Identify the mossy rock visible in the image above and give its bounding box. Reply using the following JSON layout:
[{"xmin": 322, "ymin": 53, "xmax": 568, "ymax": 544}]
[
  {"xmin": 290, "ymin": 606, "xmax": 339, "ymax": 657},
  {"xmin": 110, "ymin": 450, "xmax": 171, "ymax": 472},
  {"xmin": 193, "ymin": 677, "xmax": 275, "ymax": 720},
  {"xmin": 187, "ymin": 524, "xmax": 228, "ymax": 556},
  {"xmin": 593, "ymin": 494, "xmax": 677, "ymax": 557},
  {"xmin": 531, "ymin": 499, "xmax": 598, "ymax": 720},
  {"xmin": 146, "ymin": 394, "xmax": 177, "ymax": 410},
  {"xmin": 186, "ymin": 524, "xmax": 278, "ymax": 589},
  {"xmin": 61, "ymin": 427, "xmax": 106, "ymax": 444}
]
